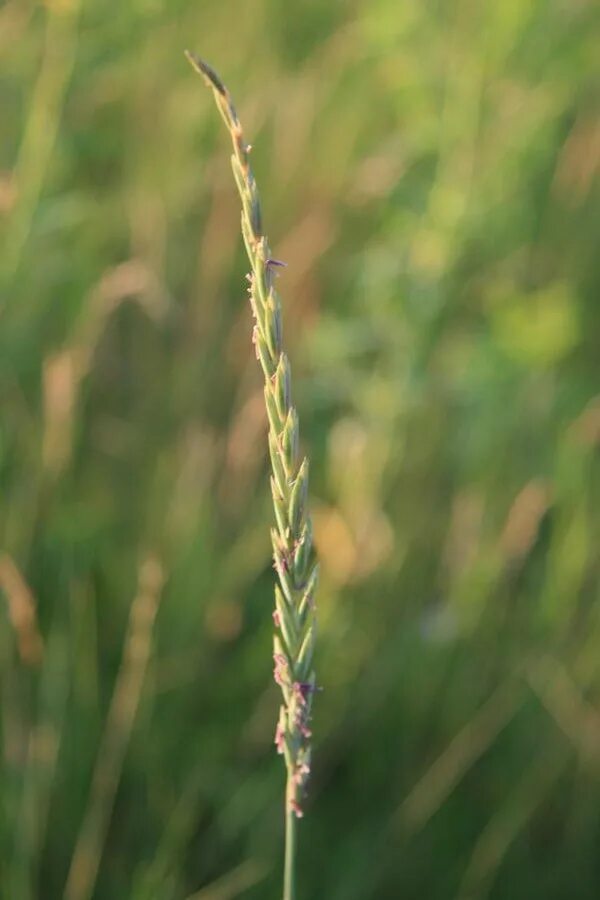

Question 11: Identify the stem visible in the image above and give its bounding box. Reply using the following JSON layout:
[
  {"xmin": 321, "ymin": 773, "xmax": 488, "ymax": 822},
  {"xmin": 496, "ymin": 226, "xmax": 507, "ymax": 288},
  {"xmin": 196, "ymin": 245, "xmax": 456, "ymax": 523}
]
[{"xmin": 283, "ymin": 780, "xmax": 297, "ymax": 900}]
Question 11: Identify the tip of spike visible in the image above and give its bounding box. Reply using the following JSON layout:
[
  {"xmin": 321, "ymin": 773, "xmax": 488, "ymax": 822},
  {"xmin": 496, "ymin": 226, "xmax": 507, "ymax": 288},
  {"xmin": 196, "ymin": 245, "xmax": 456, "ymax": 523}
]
[{"xmin": 184, "ymin": 50, "xmax": 227, "ymax": 96}]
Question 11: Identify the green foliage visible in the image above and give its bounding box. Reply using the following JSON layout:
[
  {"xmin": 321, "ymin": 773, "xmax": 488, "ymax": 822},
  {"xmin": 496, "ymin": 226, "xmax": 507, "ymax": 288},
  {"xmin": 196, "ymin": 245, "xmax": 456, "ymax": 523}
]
[{"xmin": 1, "ymin": 0, "xmax": 599, "ymax": 898}]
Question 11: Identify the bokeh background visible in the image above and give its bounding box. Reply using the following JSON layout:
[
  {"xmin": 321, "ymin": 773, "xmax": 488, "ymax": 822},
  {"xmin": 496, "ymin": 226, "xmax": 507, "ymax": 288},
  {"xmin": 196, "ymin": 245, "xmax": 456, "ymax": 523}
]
[{"xmin": 2, "ymin": 0, "xmax": 600, "ymax": 898}]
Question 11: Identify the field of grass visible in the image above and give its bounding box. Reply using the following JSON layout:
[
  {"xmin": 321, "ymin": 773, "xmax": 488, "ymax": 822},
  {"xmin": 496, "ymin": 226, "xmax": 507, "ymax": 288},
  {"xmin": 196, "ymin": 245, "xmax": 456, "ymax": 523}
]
[{"xmin": 1, "ymin": 0, "xmax": 600, "ymax": 898}]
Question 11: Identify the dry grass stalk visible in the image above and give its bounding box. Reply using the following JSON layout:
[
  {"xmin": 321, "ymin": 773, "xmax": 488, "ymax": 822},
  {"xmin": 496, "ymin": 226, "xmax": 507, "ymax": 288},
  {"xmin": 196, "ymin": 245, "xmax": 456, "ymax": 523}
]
[
  {"xmin": 64, "ymin": 556, "xmax": 164, "ymax": 900},
  {"xmin": 0, "ymin": 554, "xmax": 44, "ymax": 667}
]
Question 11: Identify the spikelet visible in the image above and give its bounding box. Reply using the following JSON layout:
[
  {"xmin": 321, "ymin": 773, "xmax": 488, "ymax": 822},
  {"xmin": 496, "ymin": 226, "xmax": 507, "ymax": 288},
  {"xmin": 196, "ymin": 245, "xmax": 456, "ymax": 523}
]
[{"xmin": 186, "ymin": 51, "xmax": 318, "ymax": 820}]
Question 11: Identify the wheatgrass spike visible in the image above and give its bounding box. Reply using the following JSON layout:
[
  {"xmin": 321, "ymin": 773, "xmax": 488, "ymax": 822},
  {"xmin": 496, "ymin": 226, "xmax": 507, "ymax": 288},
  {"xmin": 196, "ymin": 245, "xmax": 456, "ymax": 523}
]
[{"xmin": 186, "ymin": 52, "xmax": 319, "ymax": 900}]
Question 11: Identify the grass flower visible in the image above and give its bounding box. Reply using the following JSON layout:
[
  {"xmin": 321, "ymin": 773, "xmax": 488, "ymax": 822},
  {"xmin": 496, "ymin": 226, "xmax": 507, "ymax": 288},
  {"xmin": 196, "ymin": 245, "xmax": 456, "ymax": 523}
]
[{"xmin": 186, "ymin": 51, "xmax": 318, "ymax": 900}]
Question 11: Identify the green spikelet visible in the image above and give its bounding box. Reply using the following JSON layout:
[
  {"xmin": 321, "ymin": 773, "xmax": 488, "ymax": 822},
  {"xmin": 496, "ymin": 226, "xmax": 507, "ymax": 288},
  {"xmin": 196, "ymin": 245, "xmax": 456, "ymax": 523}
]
[{"xmin": 186, "ymin": 53, "xmax": 319, "ymax": 897}]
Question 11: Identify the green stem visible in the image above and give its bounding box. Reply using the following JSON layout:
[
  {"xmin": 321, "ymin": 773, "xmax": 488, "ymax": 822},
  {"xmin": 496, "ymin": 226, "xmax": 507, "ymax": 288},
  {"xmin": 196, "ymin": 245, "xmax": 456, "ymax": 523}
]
[{"xmin": 283, "ymin": 785, "xmax": 296, "ymax": 900}]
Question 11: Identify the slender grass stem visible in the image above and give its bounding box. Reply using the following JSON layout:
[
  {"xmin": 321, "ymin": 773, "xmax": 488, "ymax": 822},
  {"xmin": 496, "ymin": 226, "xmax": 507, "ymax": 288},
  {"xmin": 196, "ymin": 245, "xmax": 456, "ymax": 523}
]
[
  {"xmin": 186, "ymin": 51, "xmax": 319, "ymax": 900},
  {"xmin": 284, "ymin": 780, "xmax": 297, "ymax": 900}
]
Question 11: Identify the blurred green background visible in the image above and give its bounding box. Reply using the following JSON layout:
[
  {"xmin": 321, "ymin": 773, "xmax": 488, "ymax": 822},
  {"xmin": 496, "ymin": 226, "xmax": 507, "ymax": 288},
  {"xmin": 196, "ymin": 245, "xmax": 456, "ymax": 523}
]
[{"xmin": 1, "ymin": 0, "xmax": 600, "ymax": 898}]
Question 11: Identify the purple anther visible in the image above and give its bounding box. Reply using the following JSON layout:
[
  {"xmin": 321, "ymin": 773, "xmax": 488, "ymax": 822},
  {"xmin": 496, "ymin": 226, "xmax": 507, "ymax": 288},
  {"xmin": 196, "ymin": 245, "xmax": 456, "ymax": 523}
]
[
  {"xmin": 294, "ymin": 681, "xmax": 316, "ymax": 700},
  {"xmin": 274, "ymin": 557, "xmax": 290, "ymax": 582},
  {"xmin": 274, "ymin": 721, "xmax": 285, "ymax": 754},
  {"xmin": 266, "ymin": 258, "xmax": 287, "ymax": 269},
  {"xmin": 289, "ymin": 799, "xmax": 304, "ymax": 819},
  {"xmin": 273, "ymin": 653, "xmax": 289, "ymax": 687},
  {"xmin": 295, "ymin": 762, "xmax": 310, "ymax": 782}
]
